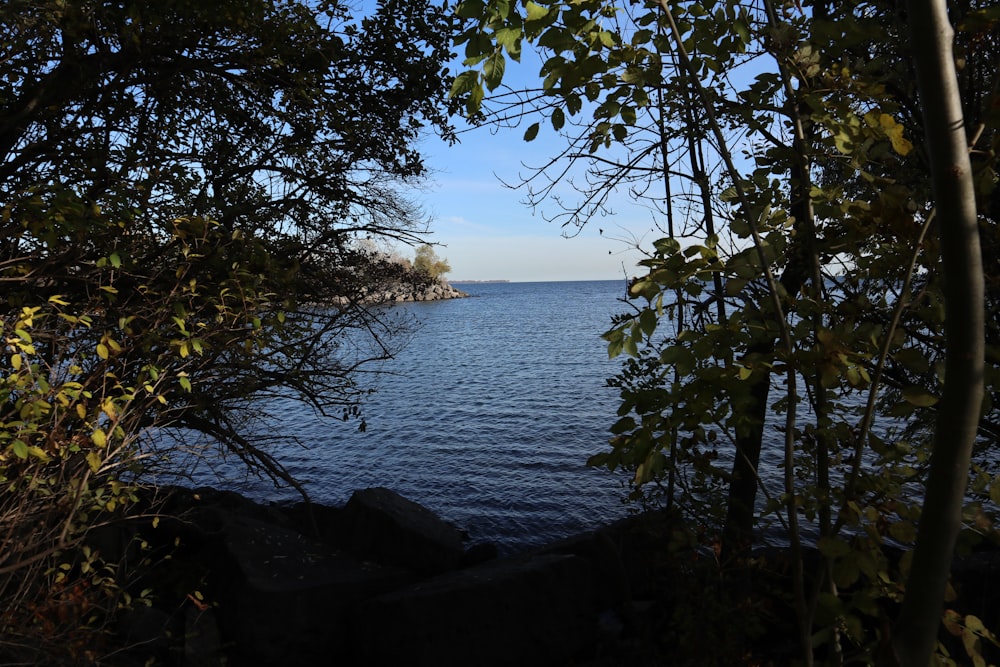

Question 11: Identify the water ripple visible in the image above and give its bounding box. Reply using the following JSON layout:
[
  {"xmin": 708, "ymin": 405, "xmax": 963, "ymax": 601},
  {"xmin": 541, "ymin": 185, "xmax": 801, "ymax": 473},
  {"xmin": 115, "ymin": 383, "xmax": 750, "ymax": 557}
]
[{"xmin": 189, "ymin": 281, "xmax": 633, "ymax": 554}]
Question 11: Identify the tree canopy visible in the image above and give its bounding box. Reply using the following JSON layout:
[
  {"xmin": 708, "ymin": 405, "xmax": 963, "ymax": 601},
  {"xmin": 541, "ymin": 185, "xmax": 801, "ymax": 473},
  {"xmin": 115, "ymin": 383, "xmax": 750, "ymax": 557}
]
[
  {"xmin": 413, "ymin": 243, "xmax": 454, "ymax": 279},
  {"xmin": 1, "ymin": 0, "xmax": 458, "ymax": 469},
  {"xmin": 0, "ymin": 0, "xmax": 456, "ymax": 660},
  {"xmin": 452, "ymin": 0, "xmax": 999, "ymax": 662}
]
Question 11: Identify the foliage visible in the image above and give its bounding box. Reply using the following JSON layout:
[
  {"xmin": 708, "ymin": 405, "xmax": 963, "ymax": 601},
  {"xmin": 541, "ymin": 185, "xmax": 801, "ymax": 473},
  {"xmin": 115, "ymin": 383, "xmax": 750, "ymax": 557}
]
[
  {"xmin": 451, "ymin": 0, "xmax": 1000, "ymax": 662},
  {"xmin": 1, "ymin": 292, "xmax": 148, "ymax": 662},
  {"xmin": 413, "ymin": 243, "xmax": 454, "ymax": 280},
  {"xmin": 1, "ymin": 0, "xmax": 455, "ymax": 660},
  {"xmin": 2, "ymin": 0, "xmax": 457, "ymax": 466}
]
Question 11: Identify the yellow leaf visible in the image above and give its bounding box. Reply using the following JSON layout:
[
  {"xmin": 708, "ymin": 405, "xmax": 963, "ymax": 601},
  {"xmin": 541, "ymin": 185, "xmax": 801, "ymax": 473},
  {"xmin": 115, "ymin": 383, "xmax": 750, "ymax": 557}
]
[
  {"xmin": 27, "ymin": 446, "xmax": 51, "ymax": 462},
  {"xmin": 944, "ymin": 609, "xmax": 964, "ymax": 636},
  {"xmin": 76, "ymin": 403, "xmax": 87, "ymax": 419},
  {"xmin": 879, "ymin": 113, "xmax": 913, "ymax": 156},
  {"xmin": 11, "ymin": 354, "xmax": 21, "ymax": 371},
  {"xmin": 101, "ymin": 399, "xmax": 117, "ymax": 419},
  {"xmin": 86, "ymin": 451, "xmax": 102, "ymax": 472},
  {"xmin": 97, "ymin": 343, "xmax": 110, "ymax": 360},
  {"xmin": 92, "ymin": 428, "xmax": 107, "ymax": 448}
]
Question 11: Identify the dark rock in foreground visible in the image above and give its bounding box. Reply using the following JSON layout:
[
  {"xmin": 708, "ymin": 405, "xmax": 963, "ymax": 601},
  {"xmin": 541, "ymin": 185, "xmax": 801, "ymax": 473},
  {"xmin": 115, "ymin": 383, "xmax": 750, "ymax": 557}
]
[
  {"xmin": 109, "ymin": 486, "xmax": 668, "ymax": 666},
  {"xmin": 354, "ymin": 553, "xmax": 594, "ymax": 667},
  {"xmin": 341, "ymin": 486, "xmax": 465, "ymax": 575},
  {"xmin": 106, "ymin": 486, "xmax": 1000, "ymax": 666}
]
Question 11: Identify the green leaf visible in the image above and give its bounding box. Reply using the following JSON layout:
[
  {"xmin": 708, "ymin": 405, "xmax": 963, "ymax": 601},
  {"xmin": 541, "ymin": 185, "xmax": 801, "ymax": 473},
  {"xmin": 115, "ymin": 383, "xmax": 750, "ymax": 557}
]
[
  {"xmin": 611, "ymin": 416, "xmax": 637, "ymax": 434},
  {"xmin": 724, "ymin": 278, "xmax": 747, "ymax": 297},
  {"xmin": 902, "ymin": 386, "xmax": 939, "ymax": 407},
  {"xmin": 632, "ymin": 29, "xmax": 652, "ymax": 46},
  {"xmin": 606, "ymin": 330, "xmax": 624, "ymax": 358},
  {"xmin": 456, "ymin": 0, "xmax": 486, "ymax": 19},
  {"xmin": 12, "ymin": 439, "xmax": 29, "ymax": 459},
  {"xmin": 734, "ymin": 17, "xmax": 751, "ymax": 47},
  {"xmin": 525, "ymin": 0, "xmax": 550, "ymax": 22},
  {"xmin": 523, "ymin": 122, "xmax": 540, "ymax": 142},
  {"xmin": 449, "ymin": 70, "xmax": 480, "ymax": 99},
  {"xmin": 893, "ymin": 347, "xmax": 930, "ymax": 373},
  {"xmin": 889, "ymin": 520, "xmax": 917, "ymax": 544},
  {"xmin": 623, "ymin": 335, "xmax": 639, "ymax": 357},
  {"xmin": 483, "ymin": 52, "xmax": 506, "ymax": 91},
  {"xmin": 467, "ymin": 84, "xmax": 484, "ymax": 115},
  {"xmin": 551, "ymin": 107, "xmax": 565, "ymax": 131},
  {"xmin": 495, "ymin": 26, "xmax": 522, "ymax": 58},
  {"xmin": 558, "ymin": 93, "xmax": 578, "ymax": 116},
  {"xmin": 660, "ymin": 345, "xmax": 696, "ymax": 375},
  {"xmin": 538, "ymin": 27, "xmax": 573, "ymax": 51},
  {"xmin": 639, "ymin": 308, "xmax": 657, "ymax": 337}
]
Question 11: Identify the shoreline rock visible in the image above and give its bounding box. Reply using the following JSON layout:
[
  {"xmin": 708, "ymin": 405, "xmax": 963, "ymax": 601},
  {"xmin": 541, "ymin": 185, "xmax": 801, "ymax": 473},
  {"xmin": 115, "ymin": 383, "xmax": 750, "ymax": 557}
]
[
  {"xmin": 326, "ymin": 279, "xmax": 469, "ymax": 307},
  {"xmin": 93, "ymin": 485, "xmax": 1000, "ymax": 666},
  {"xmin": 379, "ymin": 279, "xmax": 469, "ymax": 303},
  {"xmin": 104, "ymin": 485, "xmax": 671, "ymax": 666}
]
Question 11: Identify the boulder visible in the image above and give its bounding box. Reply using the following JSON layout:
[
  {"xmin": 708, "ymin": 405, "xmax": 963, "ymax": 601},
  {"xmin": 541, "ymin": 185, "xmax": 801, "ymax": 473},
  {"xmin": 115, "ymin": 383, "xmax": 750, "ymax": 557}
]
[
  {"xmin": 341, "ymin": 487, "xmax": 465, "ymax": 575},
  {"xmin": 351, "ymin": 553, "xmax": 595, "ymax": 666},
  {"xmin": 213, "ymin": 513, "xmax": 410, "ymax": 667}
]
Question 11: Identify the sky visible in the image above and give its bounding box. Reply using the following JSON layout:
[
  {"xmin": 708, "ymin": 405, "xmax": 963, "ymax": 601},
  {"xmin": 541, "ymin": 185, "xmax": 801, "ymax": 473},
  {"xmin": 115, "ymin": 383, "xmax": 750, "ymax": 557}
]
[
  {"xmin": 411, "ymin": 54, "xmax": 656, "ymax": 283},
  {"xmin": 415, "ymin": 119, "xmax": 653, "ymax": 283}
]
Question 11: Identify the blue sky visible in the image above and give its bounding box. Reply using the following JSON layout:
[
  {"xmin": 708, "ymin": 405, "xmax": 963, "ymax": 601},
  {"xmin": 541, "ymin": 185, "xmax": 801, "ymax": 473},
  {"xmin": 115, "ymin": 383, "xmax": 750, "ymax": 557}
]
[
  {"xmin": 412, "ymin": 45, "xmax": 655, "ymax": 283},
  {"xmin": 416, "ymin": 119, "xmax": 652, "ymax": 283}
]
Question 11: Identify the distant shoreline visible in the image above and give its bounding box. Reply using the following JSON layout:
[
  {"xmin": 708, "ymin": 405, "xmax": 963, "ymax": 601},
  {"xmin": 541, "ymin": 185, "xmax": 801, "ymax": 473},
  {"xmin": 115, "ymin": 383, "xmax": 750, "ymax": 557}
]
[{"xmin": 450, "ymin": 279, "xmax": 510, "ymax": 284}]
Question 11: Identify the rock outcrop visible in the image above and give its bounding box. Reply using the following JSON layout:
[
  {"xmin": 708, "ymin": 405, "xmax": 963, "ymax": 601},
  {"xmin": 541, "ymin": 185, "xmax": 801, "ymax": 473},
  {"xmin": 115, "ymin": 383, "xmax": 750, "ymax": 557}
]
[
  {"xmin": 327, "ymin": 280, "xmax": 469, "ymax": 307},
  {"xmin": 106, "ymin": 486, "xmax": 671, "ymax": 667},
  {"xmin": 352, "ymin": 553, "xmax": 594, "ymax": 667},
  {"xmin": 341, "ymin": 486, "xmax": 465, "ymax": 575},
  {"xmin": 382, "ymin": 279, "xmax": 468, "ymax": 303}
]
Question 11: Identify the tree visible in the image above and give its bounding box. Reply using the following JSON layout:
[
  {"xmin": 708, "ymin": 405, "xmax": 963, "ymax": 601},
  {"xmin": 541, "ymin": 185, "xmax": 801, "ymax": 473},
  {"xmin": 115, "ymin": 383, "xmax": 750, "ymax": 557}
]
[
  {"xmin": 413, "ymin": 243, "xmax": 453, "ymax": 279},
  {"xmin": 452, "ymin": 0, "xmax": 998, "ymax": 662},
  {"xmin": 0, "ymin": 0, "xmax": 455, "ymax": 660},
  {"xmin": 893, "ymin": 1, "xmax": 984, "ymax": 664}
]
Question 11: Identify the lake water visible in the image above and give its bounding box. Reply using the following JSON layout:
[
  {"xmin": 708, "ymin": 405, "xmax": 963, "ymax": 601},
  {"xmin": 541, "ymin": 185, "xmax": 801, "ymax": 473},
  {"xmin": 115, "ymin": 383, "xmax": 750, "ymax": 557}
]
[{"xmin": 188, "ymin": 280, "xmax": 636, "ymax": 553}]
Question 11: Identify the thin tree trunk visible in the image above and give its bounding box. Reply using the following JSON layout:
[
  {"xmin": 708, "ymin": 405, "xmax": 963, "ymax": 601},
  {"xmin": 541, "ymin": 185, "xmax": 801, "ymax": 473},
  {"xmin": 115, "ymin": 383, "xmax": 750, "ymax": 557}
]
[{"xmin": 892, "ymin": 1, "xmax": 984, "ymax": 664}]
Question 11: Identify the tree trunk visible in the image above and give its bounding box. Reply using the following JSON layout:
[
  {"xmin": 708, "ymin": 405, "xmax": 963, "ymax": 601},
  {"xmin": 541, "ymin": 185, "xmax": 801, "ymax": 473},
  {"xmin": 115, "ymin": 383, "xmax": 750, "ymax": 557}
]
[{"xmin": 892, "ymin": 1, "xmax": 984, "ymax": 664}]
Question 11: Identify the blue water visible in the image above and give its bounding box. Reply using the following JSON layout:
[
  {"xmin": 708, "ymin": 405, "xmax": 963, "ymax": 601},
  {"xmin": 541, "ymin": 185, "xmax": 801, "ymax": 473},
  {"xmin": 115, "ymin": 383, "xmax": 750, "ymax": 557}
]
[{"xmin": 186, "ymin": 280, "xmax": 635, "ymax": 553}]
